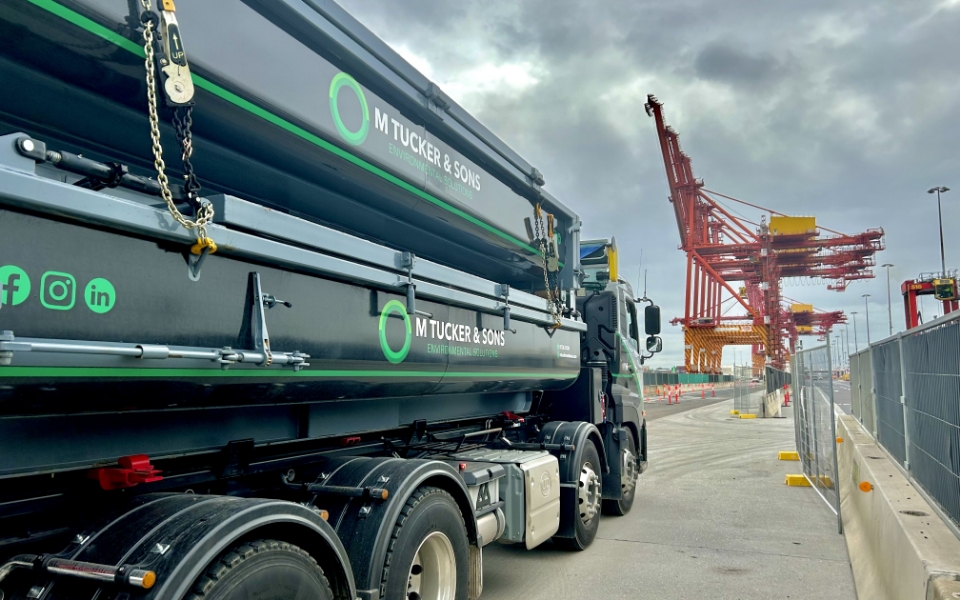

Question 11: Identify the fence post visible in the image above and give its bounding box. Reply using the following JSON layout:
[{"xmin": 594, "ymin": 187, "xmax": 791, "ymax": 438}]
[
  {"xmin": 896, "ymin": 332, "xmax": 910, "ymax": 472},
  {"xmin": 826, "ymin": 333, "xmax": 843, "ymax": 534}
]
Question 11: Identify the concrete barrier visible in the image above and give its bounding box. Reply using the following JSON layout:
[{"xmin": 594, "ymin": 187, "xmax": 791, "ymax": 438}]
[
  {"xmin": 761, "ymin": 390, "xmax": 782, "ymax": 418},
  {"xmin": 836, "ymin": 414, "xmax": 960, "ymax": 600}
]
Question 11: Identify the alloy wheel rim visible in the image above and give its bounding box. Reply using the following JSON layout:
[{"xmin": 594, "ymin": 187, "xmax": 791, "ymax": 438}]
[
  {"xmin": 407, "ymin": 531, "xmax": 456, "ymax": 600},
  {"xmin": 578, "ymin": 461, "xmax": 602, "ymax": 524}
]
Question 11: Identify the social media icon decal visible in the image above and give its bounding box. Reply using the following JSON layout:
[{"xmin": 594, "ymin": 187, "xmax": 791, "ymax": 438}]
[
  {"xmin": 41, "ymin": 271, "xmax": 76, "ymax": 310},
  {"xmin": 0, "ymin": 265, "xmax": 31, "ymax": 306},
  {"xmin": 84, "ymin": 278, "xmax": 116, "ymax": 314}
]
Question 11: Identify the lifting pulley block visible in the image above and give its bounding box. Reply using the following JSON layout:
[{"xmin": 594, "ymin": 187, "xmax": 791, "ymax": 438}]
[
  {"xmin": 153, "ymin": 0, "xmax": 195, "ymax": 106},
  {"xmin": 531, "ymin": 204, "xmax": 565, "ymax": 329},
  {"xmin": 141, "ymin": 0, "xmax": 215, "ymax": 267}
]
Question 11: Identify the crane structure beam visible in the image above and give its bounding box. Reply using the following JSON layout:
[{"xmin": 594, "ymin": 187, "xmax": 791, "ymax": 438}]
[{"xmin": 645, "ymin": 94, "xmax": 884, "ymax": 374}]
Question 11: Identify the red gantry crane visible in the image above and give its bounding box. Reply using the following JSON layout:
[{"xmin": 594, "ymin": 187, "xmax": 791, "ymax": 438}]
[{"xmin": 645, "ymin": 95, "xmax": 884, "ymax": 374}]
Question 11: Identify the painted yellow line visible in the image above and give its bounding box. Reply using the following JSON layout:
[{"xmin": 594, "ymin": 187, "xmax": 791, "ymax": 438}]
[{"xmin": 778, "ymin": 451, "xmax": 800, "ymax": 461}]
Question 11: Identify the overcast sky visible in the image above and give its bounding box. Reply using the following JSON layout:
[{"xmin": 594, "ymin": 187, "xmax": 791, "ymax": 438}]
[{"xmin": 338, "ymin": 0, "xmax": 960, "ymax": 369}]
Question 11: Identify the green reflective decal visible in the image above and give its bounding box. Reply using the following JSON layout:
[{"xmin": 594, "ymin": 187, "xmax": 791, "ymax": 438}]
[
  {"xmin": 40, "ymin": 271, "xmax": 76, "ymax": 310},
  {"xmin": 0, "ymin": 367, "xmax": 576, "ymax": 379},
  {"xmin": 329, "ymin": 72, "xmax": 369, "ymax": 146},
  {"xmin": 0, "ymin": 265, "xmax": 30, "ymax": 306},
  {"xmin": 84, "ymin": 278, "xmax": 116, "ymax": 314},
  {"xmin": 379, "ymin": 300, "xmax": 412, "ymax": 364}
]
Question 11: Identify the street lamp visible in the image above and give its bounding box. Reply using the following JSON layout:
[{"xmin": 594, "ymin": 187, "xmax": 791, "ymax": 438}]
[
  {"xmin": 927, "ymin": 186, "xmax": 950, "ymax": 277},
  {"xmin": 851, "ymin": 311, "xmax": 859, "ymax": 351},
  {"xmin": 862, "ymin": 294, "xmax": 872, "ymax": 345},
  {"xmin": 881, "ymin": 263, "xmax": 894, "ymax": 336}
]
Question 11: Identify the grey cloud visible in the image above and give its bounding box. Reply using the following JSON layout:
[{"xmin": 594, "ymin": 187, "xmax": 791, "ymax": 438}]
[
  {"xmin": 336, "ymin": 0, "xmax": 959, "ymax": 366},
  {"xmin": 694, "ymin": 42, "xmax": 791, "ymax": 86}
]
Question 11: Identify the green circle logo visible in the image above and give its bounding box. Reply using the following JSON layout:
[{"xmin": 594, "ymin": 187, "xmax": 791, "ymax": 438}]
[
  {"xmin": 0, "ymin": 265, "xmax": 30, "ymax": 306},
  {"xmin": 379, "ymin": 300, "xmax": 412, "ymax": 364},
  {"xmin": 84, "ymin": 278, "xmax": 116, "ymax": 314},
  {"xmin": 329, "ymin": 72, "xmax": 369, "ymax": 146}
]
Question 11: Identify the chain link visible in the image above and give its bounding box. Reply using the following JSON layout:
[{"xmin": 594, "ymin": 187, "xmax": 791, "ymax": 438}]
[
  {"xmin": 172, "ymin": 107, "xmax": 201, "ymax": 198},
  {"xmin": 533, "ymin": 205, "xmax": 564, "ymax": 328},
  {"xmin": 141, "ymin": 0, "xmax": 214, "ymax": 246}
]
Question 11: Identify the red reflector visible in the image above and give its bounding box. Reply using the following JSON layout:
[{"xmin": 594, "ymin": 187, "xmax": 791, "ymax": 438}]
[{"xmin": 459, "ymin": 463, "xmax": 467, "ymax": 471}]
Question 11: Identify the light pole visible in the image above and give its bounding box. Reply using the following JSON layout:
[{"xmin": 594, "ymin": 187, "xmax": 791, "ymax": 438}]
[
  {"xmin": 881, "ymin": 263, "xmax": 894, "ymax": 336},
  {"xmin": 851, "ymin": 311, "xmax": 859, "ymax": 351},
  {"xmin": 927, "ymin": 186, "xmax": 950, "ymax": 277},
  {"xmin": 840, "ymin": 328, "xmax": 847, "ymax": 369},
  {"xmin": 862, "ymin": 293, "xmax": 872, "ymax": 346}
]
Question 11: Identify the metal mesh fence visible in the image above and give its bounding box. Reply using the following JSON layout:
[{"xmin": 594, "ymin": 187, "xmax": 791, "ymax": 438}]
[
  {"xmin": 852, "ymin": 310, "xmax": 960, "ymax": 530},
  {"xmin": 793, "ymin": 340, "xmax": 843, "ymax": 533},
  {"xmin": 733, "ymin": 378, "xmax": 761, "ymax": 414},
  {"xmin": 872, "ymin": 340, "xmax": 906, "ymax": 465},
  {"xmin": 765, "ymin": 366, "xmax": 791, "ymax": 394},
  {"xmin": 642, "ymin": 372, "xmax": 734, "ymax": 386},
  {"xmin": 850, "ymin": 349, "xmax": 876, "ymax": 436},
  {"xmin": 850, "ymin": 352, "xmax": 861, "ymax": 419},
  {"xmin": 642, "ymin": 372, "xmax": 679, "ymax": 387},
  {"xmin": 900, "ymin": 315, "xmax": 960, "ymax": 527}
]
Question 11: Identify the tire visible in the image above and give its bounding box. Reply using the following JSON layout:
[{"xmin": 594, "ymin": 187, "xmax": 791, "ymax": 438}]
[
  {"xmin": 381, "ymin": 486, "xmax": 469, "ymax": 600},
  {"xmin": 602, "ymin": 427, "xmax": 639, "ymax": 516},
  {"xmin": 186, "ymin": 539, "xmax": 334, "ymax": 600},
  {"xmin": 555, "ymin": 441, "xmax": 602, "ymax": 551}
]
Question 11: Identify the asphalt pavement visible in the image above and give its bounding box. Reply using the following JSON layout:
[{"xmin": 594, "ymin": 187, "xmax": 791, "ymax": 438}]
[
  {"xmin": 833, "ymin": 380, "xmax": 852, "ymax": 414},
  {"xmin": 643, "ymin": 385, "xmax": 750, "ymax": 421},
  {"xmin": 481, "ymin": 397, "xmax": 856, "ymax": 600}
]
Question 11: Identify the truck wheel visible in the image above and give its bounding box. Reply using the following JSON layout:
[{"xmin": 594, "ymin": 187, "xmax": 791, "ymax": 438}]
[
  {"xmin": 555, "ymin": 441, "xmax": 603, "ymax": 551},
  {"xmin": 381, "ymin": 486, "xmax": 469, "ymax": 600},
  {"xmin": 602, "ymin": 428, "xmax": 639, "ymax": 516},
  {"xmin": 186, "ymin": 539, "xmax": 333, "ymax": 600}
]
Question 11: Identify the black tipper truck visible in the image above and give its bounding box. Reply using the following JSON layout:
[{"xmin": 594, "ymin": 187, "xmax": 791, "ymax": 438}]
[{"xmin": 0, "ymin": 1, "xmax": 663, "ymax": 599}]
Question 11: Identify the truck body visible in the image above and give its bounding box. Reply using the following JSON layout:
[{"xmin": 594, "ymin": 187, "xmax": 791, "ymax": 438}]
[{"xmin": 0, "ymin": 2, "xmax": 662, "ymax": 599}]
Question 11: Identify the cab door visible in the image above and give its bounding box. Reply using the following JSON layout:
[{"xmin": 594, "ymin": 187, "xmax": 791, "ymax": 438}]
[{"xmin": 616, "ymin": 291, "xmax": 644, "ymax": 400}]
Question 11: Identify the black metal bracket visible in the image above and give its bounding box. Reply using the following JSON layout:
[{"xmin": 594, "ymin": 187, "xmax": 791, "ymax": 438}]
[
  {"xmin": 496, "ymin": 284, "xmax": 517, "ymax": 334},
  {"xmin": 280, "ymin": 473, "xmax": 389, "ymax": 502},
  {"xmin": 218, "ymin": 439, "xmax": 255, "ymax": 478}
]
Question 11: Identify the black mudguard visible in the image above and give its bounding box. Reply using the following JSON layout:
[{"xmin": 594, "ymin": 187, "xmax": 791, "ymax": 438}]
[
  {"xmin": 34, "ymin": 494, "xmax": 355, "ymax": 600},
  {"xmin": 300, "ymin": 457, "xmax": 477, "ymax": 600},
  {"xmin": 538, "ymin": 421, "xmax": 606, "ymax": 539}
]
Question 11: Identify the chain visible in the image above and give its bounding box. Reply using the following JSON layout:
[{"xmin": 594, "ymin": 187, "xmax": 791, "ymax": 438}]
[
  {"xmin": 172, "ymin": 107, "xmax": 201, "ymax": 199},
  {"xmin": 140, "ymin": 0, "xmax": 214, "ymax": 247},
  {"xmin": 533, "ymin": 205, "xmax": 564, "ymax": 328}
]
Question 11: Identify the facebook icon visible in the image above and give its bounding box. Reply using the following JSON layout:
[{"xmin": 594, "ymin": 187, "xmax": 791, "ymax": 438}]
[{"xmin": 0, "ymin": 265, "xmax": 31, "ymax": 306}]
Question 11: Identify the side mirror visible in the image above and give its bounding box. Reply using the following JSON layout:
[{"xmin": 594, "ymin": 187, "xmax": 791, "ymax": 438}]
[
  {"xmin": 646, "ymin": 335, "xmax": 663, "ymax": 353},
  {"xmin": 645, "ymin": 305, "xmax": 661, "ymax": 335}
]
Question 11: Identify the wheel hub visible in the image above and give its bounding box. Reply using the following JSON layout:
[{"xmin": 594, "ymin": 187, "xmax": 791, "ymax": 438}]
[
  {"xmin": 621, "ymin": 447, "xmax": 638, "ymax": 495},
  {"xmin": 407, "ymin": 531, "xmax": 456, "ymax": 600},
  {"xmin": 578, "ymin": 461, "xmax": 602, "ymax": 523}
]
